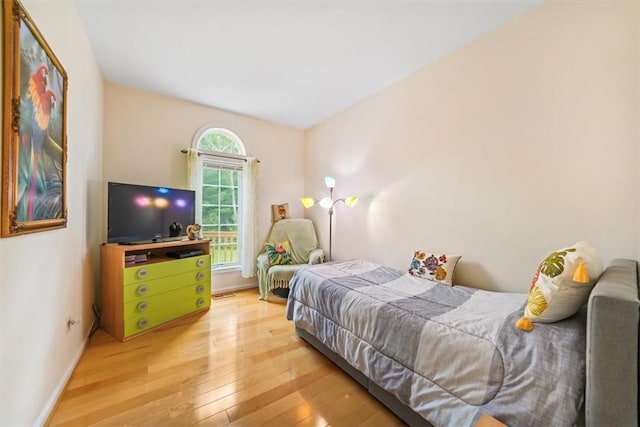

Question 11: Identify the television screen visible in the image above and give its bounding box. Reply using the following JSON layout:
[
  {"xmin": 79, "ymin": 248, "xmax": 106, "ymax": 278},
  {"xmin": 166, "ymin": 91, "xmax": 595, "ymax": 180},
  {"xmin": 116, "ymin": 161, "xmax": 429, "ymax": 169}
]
[{"xmin": 107, "ymin": 182, "xmax": 196, "ymax": 243}]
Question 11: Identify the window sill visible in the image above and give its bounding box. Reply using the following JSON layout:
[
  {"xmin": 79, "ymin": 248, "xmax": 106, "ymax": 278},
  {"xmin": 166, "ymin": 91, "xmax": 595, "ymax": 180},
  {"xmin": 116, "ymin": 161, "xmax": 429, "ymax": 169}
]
[{"xmin": 212, "ymin": 265, "xmax": 242, "ymax": 274}]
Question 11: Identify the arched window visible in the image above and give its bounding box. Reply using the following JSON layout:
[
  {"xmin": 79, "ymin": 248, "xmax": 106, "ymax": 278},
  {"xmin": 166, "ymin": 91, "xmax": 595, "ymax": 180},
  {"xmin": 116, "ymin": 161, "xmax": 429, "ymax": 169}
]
[
  {"xmin": 192, "ymin": 127, "xmax": 246, "ymax": 269},
  {"xmin": 195, "ymin": 127, "xmax": 245, "ymax": 155}
]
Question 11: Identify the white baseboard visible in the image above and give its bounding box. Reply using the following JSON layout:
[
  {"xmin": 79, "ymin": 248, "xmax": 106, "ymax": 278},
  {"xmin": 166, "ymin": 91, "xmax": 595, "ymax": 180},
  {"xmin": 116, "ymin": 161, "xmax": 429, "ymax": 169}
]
[
  {"xmin": 34, "ymin": 323, "xmax": 92, "ymax": 427},
  {"xmin": 212, "ymin": 282, "xmax": 257, "ymax": 295}
]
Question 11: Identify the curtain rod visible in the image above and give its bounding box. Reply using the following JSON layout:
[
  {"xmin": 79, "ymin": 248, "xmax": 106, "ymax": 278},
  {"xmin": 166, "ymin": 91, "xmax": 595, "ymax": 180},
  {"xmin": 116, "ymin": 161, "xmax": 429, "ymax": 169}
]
[{"xmin": 180, "ymin": 149, "xmax": 260, "ymax": 163}]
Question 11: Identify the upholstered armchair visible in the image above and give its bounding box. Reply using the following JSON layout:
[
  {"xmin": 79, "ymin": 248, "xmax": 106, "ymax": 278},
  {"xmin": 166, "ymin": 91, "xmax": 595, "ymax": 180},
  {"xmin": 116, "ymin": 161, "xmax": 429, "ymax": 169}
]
[{"xmin": 257, "ymin": 218, "xmax": 324, "ymax": 300}]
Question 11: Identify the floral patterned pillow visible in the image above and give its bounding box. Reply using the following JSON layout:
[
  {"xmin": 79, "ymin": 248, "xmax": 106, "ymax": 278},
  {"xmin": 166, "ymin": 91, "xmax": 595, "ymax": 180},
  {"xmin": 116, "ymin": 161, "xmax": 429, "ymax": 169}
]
[
  {"xmin": 516, "ymin": 241, "xmax": 603, "ymax": 332},
  {"xmin": 265, "ymin": 241, "xmax": 293, "ymax": 265},
  {"xmin": 408, "ymin": 250, "xmax": 461, "ymax": 286}
]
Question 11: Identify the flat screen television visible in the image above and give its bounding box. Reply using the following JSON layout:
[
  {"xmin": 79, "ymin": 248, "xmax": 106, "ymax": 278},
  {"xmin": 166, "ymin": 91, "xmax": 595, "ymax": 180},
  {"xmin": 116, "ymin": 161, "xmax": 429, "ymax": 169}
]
[{"xmin": 107, "ymin": 182, "xmax": 196, "ymax": 244}]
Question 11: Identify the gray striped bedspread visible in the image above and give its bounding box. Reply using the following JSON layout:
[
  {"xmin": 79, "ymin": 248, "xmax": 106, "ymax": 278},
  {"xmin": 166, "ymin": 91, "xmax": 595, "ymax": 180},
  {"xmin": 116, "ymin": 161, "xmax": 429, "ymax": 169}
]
[{"xmin": 285, "ymin": 259, "xmax": 586, "ymax": 427}]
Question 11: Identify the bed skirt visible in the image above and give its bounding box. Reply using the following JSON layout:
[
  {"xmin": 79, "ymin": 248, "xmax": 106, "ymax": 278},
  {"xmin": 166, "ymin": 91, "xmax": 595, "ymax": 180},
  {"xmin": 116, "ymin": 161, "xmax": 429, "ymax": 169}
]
[{"xmin": 295, "ymin": 326, "xmax": 433, "ymax": 427}]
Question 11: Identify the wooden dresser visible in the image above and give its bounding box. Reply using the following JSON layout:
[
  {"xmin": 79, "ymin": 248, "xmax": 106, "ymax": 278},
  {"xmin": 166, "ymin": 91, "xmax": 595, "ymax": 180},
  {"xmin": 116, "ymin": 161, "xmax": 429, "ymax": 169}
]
[{"xmin": 100, "ymin": 239, "xmax": 211, "ymax": 341}]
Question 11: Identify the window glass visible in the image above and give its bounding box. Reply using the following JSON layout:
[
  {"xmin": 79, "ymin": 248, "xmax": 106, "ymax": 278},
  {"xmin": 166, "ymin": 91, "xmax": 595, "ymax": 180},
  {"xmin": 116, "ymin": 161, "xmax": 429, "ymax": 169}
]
[{"xmin": 194, "ymin": 128, "xmax": 245, "ymax": 269}]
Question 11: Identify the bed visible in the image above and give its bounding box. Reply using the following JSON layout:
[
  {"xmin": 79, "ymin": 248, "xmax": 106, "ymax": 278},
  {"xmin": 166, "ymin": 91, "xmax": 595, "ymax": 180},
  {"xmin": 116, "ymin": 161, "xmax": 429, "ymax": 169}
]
[{"xmin": 285, "ymin": 258, "xmax": 639, "ymax": 427}]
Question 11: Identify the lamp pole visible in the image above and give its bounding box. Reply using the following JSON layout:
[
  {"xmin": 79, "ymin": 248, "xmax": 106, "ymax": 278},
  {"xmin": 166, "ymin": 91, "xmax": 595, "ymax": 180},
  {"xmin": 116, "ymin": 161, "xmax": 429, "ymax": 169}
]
[
  {"xmin": 326, "ymin": 188, "xmax": 352, "ymax": 262},
  {"xmin": 327, "ymin": 187, "xmax": 334, "ymax": 262},
  {"xmin": 328, "ymin": 207, "xmax": 333, "ymax": 262}
]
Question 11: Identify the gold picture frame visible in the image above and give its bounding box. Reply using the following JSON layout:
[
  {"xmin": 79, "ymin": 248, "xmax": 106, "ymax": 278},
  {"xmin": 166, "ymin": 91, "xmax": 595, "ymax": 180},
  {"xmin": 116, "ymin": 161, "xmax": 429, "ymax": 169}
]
[{"xmin": 1, "ymin": 0, "xmax": 68, "ymax": 237}]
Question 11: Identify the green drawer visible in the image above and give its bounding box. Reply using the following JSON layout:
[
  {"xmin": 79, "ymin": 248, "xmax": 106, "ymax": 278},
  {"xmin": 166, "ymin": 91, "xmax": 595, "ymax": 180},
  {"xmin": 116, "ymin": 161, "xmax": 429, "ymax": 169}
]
[
  {"xmin": 124, "ymin": 291, "xmax": 211, "ymax": 337},
  {"xmin": 123, "ymin": 255, "xmax": 211, "ymax": 284},
  {"xmin": 123, "ymin": 282, "xmax": 211, "ymax": 319},
  {"xmin": 123, "ymin": 269, "xmax": 211, "ymax": 302}
]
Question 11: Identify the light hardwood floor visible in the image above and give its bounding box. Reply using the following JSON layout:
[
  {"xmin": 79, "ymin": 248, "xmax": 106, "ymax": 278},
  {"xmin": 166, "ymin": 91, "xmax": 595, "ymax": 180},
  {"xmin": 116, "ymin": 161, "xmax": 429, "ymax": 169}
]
[{"xmin": 47, "ymin": 288, "xmax": 406, "ymax": 426}]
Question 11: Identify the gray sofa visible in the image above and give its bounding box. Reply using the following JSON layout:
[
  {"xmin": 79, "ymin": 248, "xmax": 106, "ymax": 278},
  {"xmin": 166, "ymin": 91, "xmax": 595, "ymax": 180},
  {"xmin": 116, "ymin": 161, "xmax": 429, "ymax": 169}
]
[
  {"xmin": 295, "ymin": 259, "xmax": 639, "ymax": 427},
  {"xmin": 585, "ymin": 258, "xmax": 639, "ymax": 427}
]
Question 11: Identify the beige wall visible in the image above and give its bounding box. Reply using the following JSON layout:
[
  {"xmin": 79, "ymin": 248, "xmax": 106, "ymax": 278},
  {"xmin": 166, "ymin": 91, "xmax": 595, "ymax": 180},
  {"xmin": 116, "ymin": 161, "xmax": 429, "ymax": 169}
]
[
  {"xmin": 638, "ymin": 2, "xmax": 640, "ymax": 258},
  {"xmin": 0, "ymin": 1, "xmax": 104, "ymax": 425},
  {"xmin": 304, "ymin": 0, "xmax": 640, "ymax": 292},
  {"xmin": 103, "ymin": 83, "xmax": 305, "ymax": 291},
  {"xmin": 0, "ymin": 0, "xmax": 637, "ymax": 423}
]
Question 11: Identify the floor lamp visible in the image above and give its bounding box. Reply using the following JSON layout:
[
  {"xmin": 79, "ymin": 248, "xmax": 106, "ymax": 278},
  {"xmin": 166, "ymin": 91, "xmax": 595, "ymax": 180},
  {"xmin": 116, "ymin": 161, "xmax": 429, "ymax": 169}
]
[{"xmin": 301, "ymin": 176, "xmax": 358, "ymax": 262}]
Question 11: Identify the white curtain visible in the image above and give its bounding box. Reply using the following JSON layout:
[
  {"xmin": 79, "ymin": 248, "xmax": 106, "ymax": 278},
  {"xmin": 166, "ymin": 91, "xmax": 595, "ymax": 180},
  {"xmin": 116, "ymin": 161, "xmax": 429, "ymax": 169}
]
[
  {"xmin": 186, "ymin": 148, "xmax": 202, "ymax": 222},
  {"xmin": 241, "ymin": 157, "xmax": 258, "ymax": 277}
]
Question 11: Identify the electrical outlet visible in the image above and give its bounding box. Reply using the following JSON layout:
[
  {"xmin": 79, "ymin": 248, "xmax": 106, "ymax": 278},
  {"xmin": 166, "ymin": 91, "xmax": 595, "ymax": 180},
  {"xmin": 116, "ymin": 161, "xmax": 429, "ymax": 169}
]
[{"xmin": 66, "ymin": 316, "xmax": 80, "ymax": 332}]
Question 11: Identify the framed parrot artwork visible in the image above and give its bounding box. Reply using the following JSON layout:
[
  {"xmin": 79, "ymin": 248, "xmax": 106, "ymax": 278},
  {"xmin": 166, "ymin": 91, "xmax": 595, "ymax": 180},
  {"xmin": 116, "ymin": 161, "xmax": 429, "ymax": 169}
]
[{"xmin": 1, "ymin": 0, "xmax": 68, "ymax": 237}]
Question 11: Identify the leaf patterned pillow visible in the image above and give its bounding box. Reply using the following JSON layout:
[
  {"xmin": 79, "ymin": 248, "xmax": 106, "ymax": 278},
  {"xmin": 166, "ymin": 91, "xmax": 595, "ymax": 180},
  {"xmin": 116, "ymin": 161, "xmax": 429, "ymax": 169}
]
[
  {"xmin": 516, "ymin": 241, "xmax": 603, "ymax": 332},
  {"xmin": 408, "ymin": 250, "xmax": 461, "ymax": 286},
  {"xmin": 265, "ymin": 241, "xmax": 292, "ymax": 265}
]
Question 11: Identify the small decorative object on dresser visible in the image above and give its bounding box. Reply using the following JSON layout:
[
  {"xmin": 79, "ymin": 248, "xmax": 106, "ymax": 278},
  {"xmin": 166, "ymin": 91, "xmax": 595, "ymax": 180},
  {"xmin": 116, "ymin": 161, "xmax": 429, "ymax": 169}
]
[
  {"xmin": 169, "ymin": 221, "xmax": 183, "ymax": 237},
  {"xmin": 186, "ymin": 223, "xmax": 202, "ymax": 240}
]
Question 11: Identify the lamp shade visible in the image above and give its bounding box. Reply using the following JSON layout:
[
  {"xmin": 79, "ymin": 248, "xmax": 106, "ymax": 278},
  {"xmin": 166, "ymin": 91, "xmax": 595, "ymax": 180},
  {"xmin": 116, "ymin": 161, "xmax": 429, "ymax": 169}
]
[
  {"xmin": 324, "ymin": 176, "xmax": 336, "ymax": 189},
  {"xmin": 300, "ymin": 197, "xmax": 316, "ymax": 208},
  {"xmin": 344, "ymin": 196, "xmax": 358, "ymax": 207},
  {"xmin": 319, "ymin": 197, "xmax": 333, "ymax": 209}
]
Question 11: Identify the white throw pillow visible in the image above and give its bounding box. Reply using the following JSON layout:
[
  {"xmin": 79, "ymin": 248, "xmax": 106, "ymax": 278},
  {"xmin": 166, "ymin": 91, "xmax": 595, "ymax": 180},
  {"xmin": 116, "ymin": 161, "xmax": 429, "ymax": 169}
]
[
  {"xmin": 516, "ymin": 241, "xmax": 603, "ymax": 331},
  {"xmin": 408, "ymin": 250, "xmax": 461, "ymax": 286}
]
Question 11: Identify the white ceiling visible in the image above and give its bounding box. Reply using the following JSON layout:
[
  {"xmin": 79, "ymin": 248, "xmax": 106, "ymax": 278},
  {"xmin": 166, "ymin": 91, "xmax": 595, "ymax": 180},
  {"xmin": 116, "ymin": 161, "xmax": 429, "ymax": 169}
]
[{"xmin": 74, "ymin": 0, "xmax": 543, "ymax": 130}]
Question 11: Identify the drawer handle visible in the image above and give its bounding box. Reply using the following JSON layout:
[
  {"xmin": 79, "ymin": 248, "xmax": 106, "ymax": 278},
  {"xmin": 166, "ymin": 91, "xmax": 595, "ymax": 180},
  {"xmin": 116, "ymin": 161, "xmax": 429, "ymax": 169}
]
[
  {"xmin": 136, "ymin": 301, "xmax": 148, "ymax": 312},
  {"xmin": 197, "ymin": 258, "xmax": 205, "ymax": 267},
  {"xmin": 196, "ymin": 284, "xmax": 205, "ymax": 294},
  {"xmin": 136, "ymin": 285, "xmax": 149, "ymax": 296},
  {"xmin": 137, "ymin": 268, "xmax": 148, "ymax": 279},
  {"xmin": 137, "ymin": 317, "xmax": 149, "ymax": 329},
  {"xmin": 196, "ymin": 297, "xmax": 205, "ymax": 307},
  {"xmin": 196, "ymin": 271, "xmax": 205, "ymax": 281}
]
